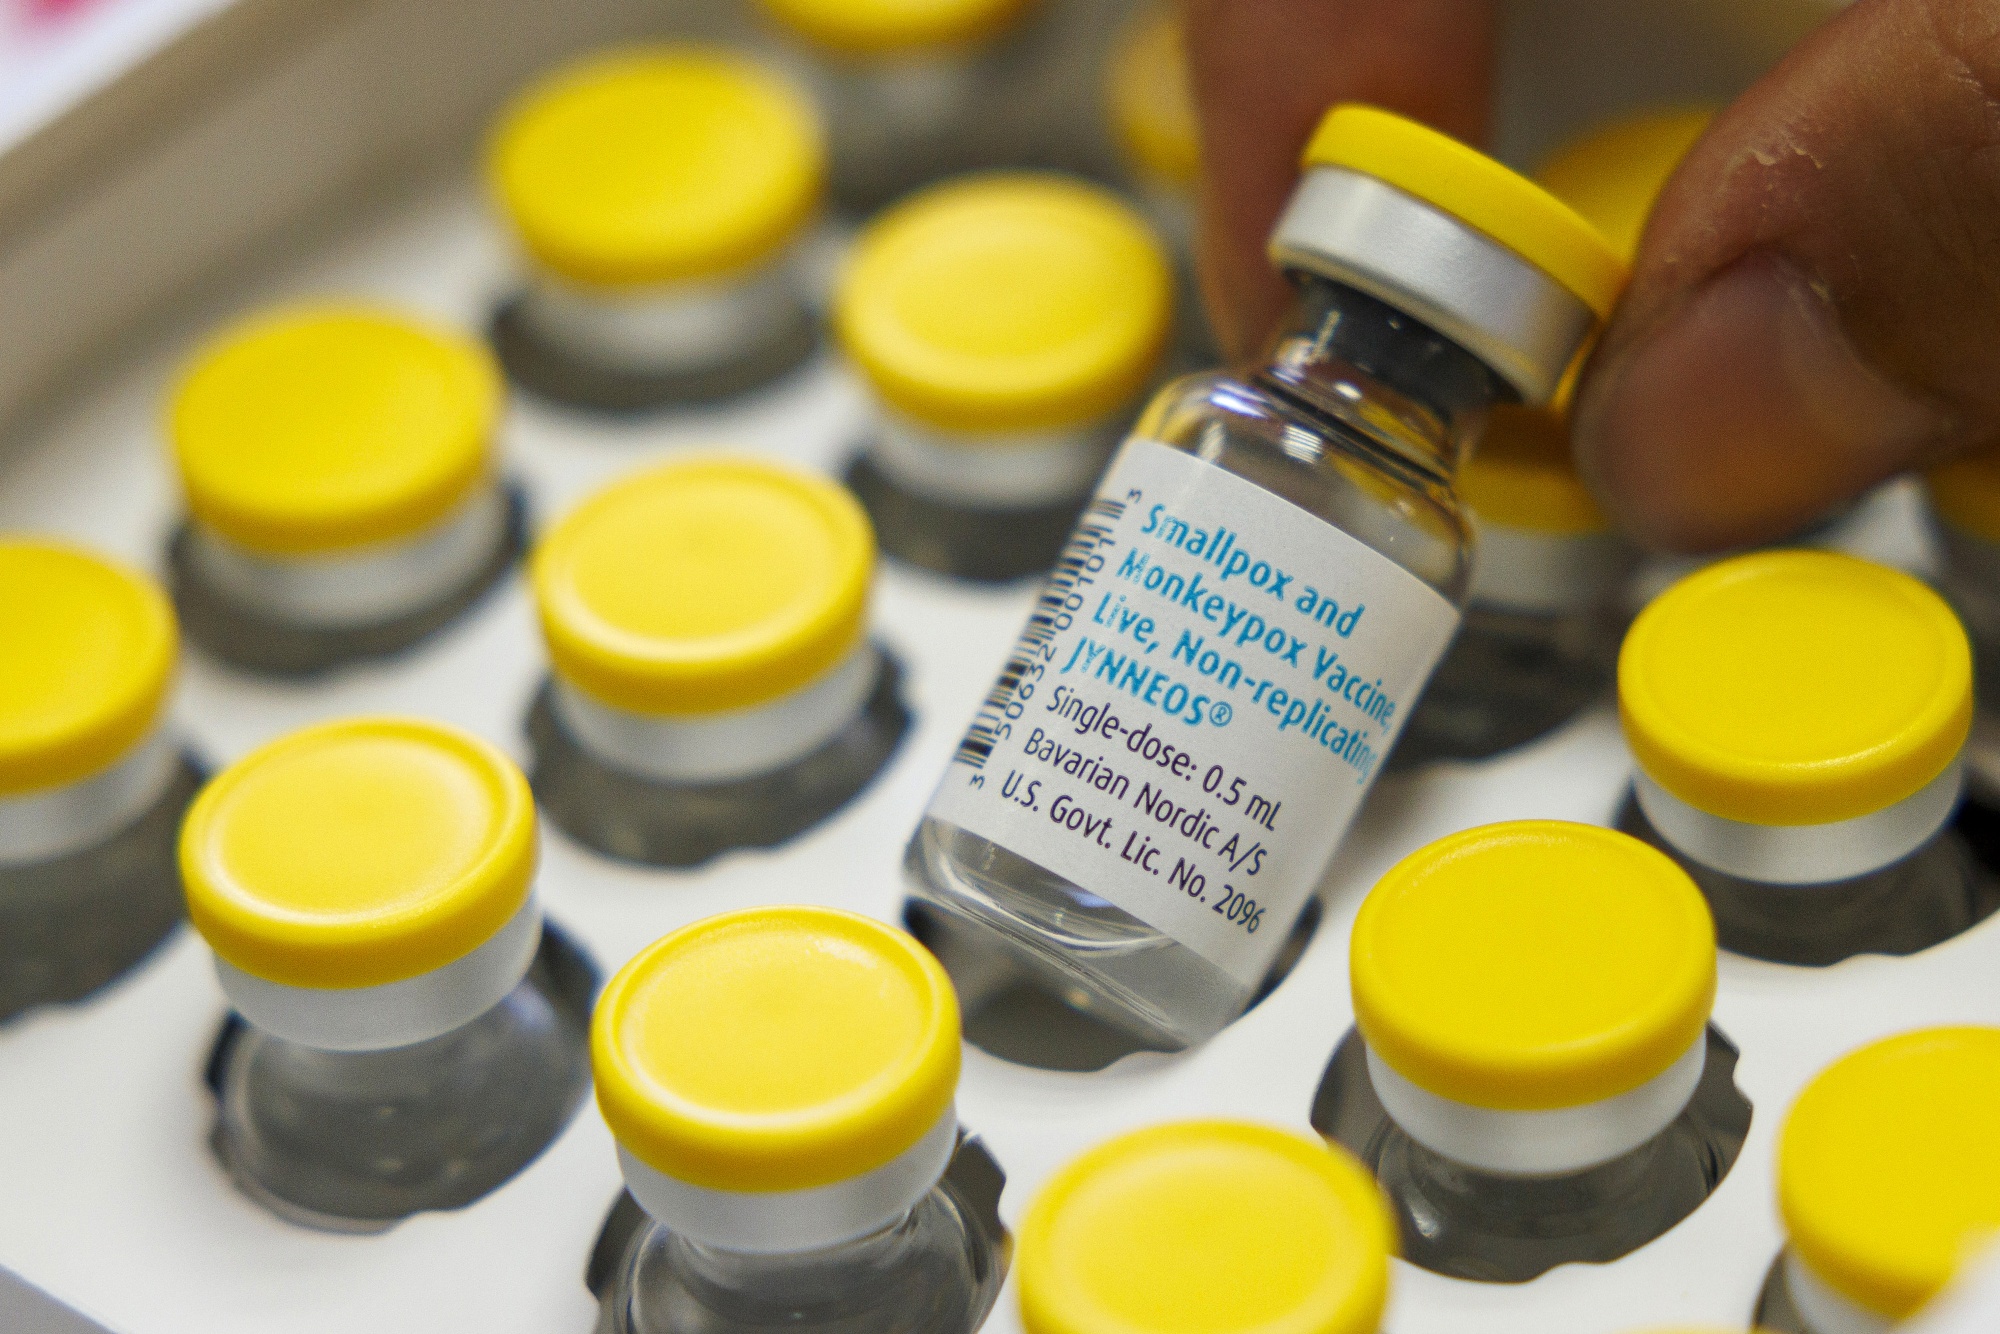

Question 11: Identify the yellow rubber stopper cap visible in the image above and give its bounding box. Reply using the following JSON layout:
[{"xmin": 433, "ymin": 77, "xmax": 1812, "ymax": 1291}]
[
  {"xmin": 1018, "ymin": 1121, "xmax": 1395, "ymax": 1334},
  {"xmin": 1352, "ymin": 820, "xmax": 1716, "ymax": 1111},
  {"xmin": 169, "ymin": 305, "xmax": 501, "ymax": 555},
  {"xmin": 533, "ymin": 457, "xmax": 874, "ymax": 717},
  {"xmin": 181, "ymin": 717, "xmax": 537, "ymax": 990},
  {"xmin": 836, "ymin": 174, "xmax": 1173, "ymax": 434},
  {"xmin": 1927, "ymin": 451, "xmax": 2000, "ymax": 545},
  {"xmin": 1106, "ymin": 6, "xmax": 1198, "ymax": 188},
  {"xmin": 0, "ymin": 541, "xmax": 177, "ymax": 797},
  {"xmin": 1779, "ymin": 1027, "xmax": 2000, "ymax": 1320},
  {"xmin": 489, "ymin": 47, "xmax": 822, "ymax": 289},
  {"xmin": 592, "ymin": 905, "xmax": 961, "ymax": 1193},
  {"xmin": 1303, "ymin": 105, "xmax": 1627, "ymax": 320},
  {"xmin": 1461, "ymin": 405, "xmax": 1607, "ymax": 535},
  {"xmin": 757, "ymin": 0, "xmax": 1034, "ymax": 56},
  {"xmin": 1536, "ymin": 106, "xmax": 1715, "ymax": 265},
  {"xmin": 1621, "ymin": 550, "xmax": 1972, "ymax": 826}
]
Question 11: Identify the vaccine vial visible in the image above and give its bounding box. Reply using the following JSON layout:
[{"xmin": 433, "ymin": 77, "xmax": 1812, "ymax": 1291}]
[
  {"xmin": 1389, "ymin": 405, "xmax": 1633, "ymax": 766},
  {"xmin": 1017, "ymin": 1121, "xmax": 1394, "ymax": 1334},
  {"xmin": 1754, "ymin": 1027, "xmax": 2000, "ymax": 1334},
  {"xmin": 836, "ymin": 175, "xmax": 1173, "ymax": 583},
  {"xmin": 527, "ymin": 458, "xmax": 910, "ymax": 867},
  {"xmin": 1391, "ymin": 109, "xmax": 1710, "ymax": 768},
  {"xmin": 1349, "ymin": 820, "xmax": 1725, "ymax": 1282},
  {"xmin": 488, "ymin": 47, "xmax": 824, "ymax": 410},
  {"xmin": 590, "ymin": 905, "xmax": 1004, "ymax": 1334},
  {"xmin": 0, "ymin": 541, "xmax": 201, "ymax": 1021},
  {"xmin": 752, "ymin": 0, "xmax": 1036, "ymax": 214},
  {"xmin": 1616, "ymin": 550, "xmax": 1991, "ymax": 965},
  {"xmin": 1925, "ymin": 454, "xmax": 2000, "ymax": 807},
  {"xmin": 1102, "ymin": 3, "xmax": 1213, "ymax": 366},
  {"xmin": 905, "ymin": 104, "xmax": 1626, "ymax": 1049},
  {"xmin": 167, "ymin": 306, "xmax": 522, "ymax": 675},
  {"xmin": 1533, "ymin": 107, "xmax": 1715, "ymax": 271},
  {"xmin": 183, "ymin": 717, "xmax": 590, "ymax": 1230}
]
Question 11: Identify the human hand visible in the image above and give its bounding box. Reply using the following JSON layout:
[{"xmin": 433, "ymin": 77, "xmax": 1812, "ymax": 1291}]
[{"xmin": 1187, "ymin": 0, "xmax": 2000, "ymax": 552}]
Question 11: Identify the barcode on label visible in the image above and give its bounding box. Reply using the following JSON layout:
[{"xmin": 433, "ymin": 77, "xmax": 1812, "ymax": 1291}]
[{"xmin": 952, "ymin": 497, "xmax": 1126, "ymax": 770}]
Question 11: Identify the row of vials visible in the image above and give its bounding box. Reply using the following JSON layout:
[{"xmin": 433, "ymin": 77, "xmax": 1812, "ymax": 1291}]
[
  {"xmin": 6, "ymin": 675, "xmax": 1998, "ymax": 1331},
  {"xmin": 6, "ymin": 71, "xmax": 2000, "ymax": 1334}
]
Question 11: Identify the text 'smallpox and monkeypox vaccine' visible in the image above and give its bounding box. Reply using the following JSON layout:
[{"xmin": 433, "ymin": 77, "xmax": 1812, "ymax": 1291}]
[{"xmin": 904, "ymin": 105, "xmax": 1628, "ymax": 1049}]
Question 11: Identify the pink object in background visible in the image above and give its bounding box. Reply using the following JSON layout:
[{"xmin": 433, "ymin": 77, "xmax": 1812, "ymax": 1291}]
[{"xmin": 20, "ymin": 0, "xmax": 108, "ymax": 25}]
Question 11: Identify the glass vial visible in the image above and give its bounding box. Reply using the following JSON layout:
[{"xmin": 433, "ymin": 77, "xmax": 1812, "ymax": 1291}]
[
  {"xmin": 166, "ymin": 306, "xmax": 523, "ymax": 676},
  {"xmin": 904, "ymin": 104, "xmax": 1627, "ymax": 1050},
  {"xmin": 835, "ymin": 175, "xmax": 1172, "ymax": 583},
  {"xmin": 1390, "ymin": 405, "xmax": 1633, "ymax": 766},
  {"xmin": 1018, "ymin": 1121, "xmax": 1394, "ymax": 1334},
  {"xmin": 183, "ymin": 717, "xmax": 590, "ymax": 1231},
  {"xmin": 0, "ymin": 541, "xmax": 200, "ymax": 1021},
  {"xmin": 1102, "ymin": 2, "xmax": 1215, "ymax": 366},
  {"xmin": 1349, "ymin": 821, "xmax": 1727, "ymax": 1282},
  {"xmin": 753, "ymin": 0, "xmax": 1038, "ymax": 215},
  {"xmin": 527, "ymin": 458, "xmax": 910, "ymax": 867},
  {"xmin": 1754, "ymin": 1027, "xmax": 2000, "ymax": 1333},
  {"xmin": 1391, "ymin": 107, "xmax": 1711, "ymax": 768},
  {"xmin": 590, "ymin": 906, "xmax": 1004, "ymax": 1334},
  {"xmin": 487, "ymin": 47, "xmax": 823, "ymax": 410},
  {"xmin": 1617, "ymin": 550, "xmax": 1992, "ymax": 965}
]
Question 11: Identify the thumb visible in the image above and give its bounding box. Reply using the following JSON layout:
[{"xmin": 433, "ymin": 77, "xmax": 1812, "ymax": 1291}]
[{"xmin": 1571, "ymin": 0, "xmax": 2000, "ymax": 552}]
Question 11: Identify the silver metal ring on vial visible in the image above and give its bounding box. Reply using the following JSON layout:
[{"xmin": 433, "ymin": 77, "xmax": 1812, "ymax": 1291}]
[
  {"xmin": 1468, "ymin": 518, "xmax": 1635, "ymax": 615},
  {"xmin": 212, "ymin": 895, "xmax": 543, "ymax": 1052},
  {"xmin": 1364, "ymin": 1036, "xmax": 1706, "ymax": 1177},
  {"xmin": 1633, "ymin": 761, "xmax": 1962, "ymax": 886},
  {"xmin": 185, "ymin": 482, "xmax": 509, "ymax": 629},
  {"xmin": 866, "ymin": 410, "xmax": 1118, "ymax": 510},
  {"xmin": 617, "ymin": 1106, "xmax": 958, "ymax": 1254},
  {"xmin": 519, "ymin": 261, "xmax": 802, "ymax": 375},
  {"xmin": 0, "ymin": 729, "xmax": 179, "ymax": 867},
  {"xmin": 1268, "ymin": 167, "xmax": 1595, "ymax": 404},
  {"xmin": 552, "ymin": 642, "xmax": 878, "ymax": 785}
]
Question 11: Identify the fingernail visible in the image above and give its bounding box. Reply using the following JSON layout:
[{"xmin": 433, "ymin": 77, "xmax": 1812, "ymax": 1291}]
[{"xmin": 1574, "ymin": 253, "xmax": 1952, "ymax": 551}]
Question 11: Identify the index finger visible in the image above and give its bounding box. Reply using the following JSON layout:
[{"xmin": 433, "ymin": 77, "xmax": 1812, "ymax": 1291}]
[{"xmin": 1186, "ymin": 0, "xmax": 1500, "ymax": 360}]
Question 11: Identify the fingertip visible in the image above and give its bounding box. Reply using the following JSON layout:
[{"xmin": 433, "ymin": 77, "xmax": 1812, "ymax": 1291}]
[{"xmin": 1573, "ymin": 254, "xmax": 1952, "ymax": 552}]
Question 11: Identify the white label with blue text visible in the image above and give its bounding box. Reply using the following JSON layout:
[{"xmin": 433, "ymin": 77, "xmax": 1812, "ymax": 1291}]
[{"xmin": 928, "ymin": 437, "xmax": 1460, "ymax": 987}]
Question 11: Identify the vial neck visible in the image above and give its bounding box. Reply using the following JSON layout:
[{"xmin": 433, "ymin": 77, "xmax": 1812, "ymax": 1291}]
[
  {"xmin": 664, "ymin": 1208, "xmax": 921, "ymax": 1304},
  {"xmin": 1405, "ymin": 1131, "xmax": 1665, "ymax": 1220},
  {"xmin": 1252, "ymin": 275, "xmax": 1512, "ymax": 481}
]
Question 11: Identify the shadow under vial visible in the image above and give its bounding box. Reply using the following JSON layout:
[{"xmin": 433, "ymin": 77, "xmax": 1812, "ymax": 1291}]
[
  {"xmin": 905, "ymin": 894, "xmax": 1323, "ymax": 1073},
  {"xmin": 1309, "ymin": 1024, "xmax": 1754, "ymax": 1284}
]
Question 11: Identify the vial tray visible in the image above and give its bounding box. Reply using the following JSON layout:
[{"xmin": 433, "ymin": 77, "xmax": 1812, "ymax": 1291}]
[{"xmin": 0, "ymin": 1, "xmax": 1993, "ymax": 1331}]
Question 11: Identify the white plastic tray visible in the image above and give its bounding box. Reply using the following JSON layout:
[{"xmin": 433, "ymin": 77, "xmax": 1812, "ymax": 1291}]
[{"xmin": 1, "ymin": 3, "xmax": 1994, "ymax": 1332}]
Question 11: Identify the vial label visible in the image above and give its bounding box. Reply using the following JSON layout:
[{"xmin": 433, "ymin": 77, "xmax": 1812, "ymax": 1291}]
[{"xmin": 928, "ymin": 438, "xmax": 1459, "ymax": 986}]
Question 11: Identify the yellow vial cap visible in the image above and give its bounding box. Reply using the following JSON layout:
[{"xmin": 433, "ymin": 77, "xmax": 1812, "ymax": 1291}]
[
  {"xmin": 0, "ymin": 541, "xmax": 176, "ymax": 797},
  {"xmin": 592, "ymin": 906, "xmax": 960, "ymax": 1193},
  {"xmin": 836, "ymin": 174, "xmax": 1173, "ymax": 434},
  {"xmin": 1352, "ymin": 821, "xmax": 1715, "ymax": 1111},
  {"xmin": 180, "ymin": 717, "xmax": 536, "ymax": 990},
  {"xmin": 1018, "ymin": 1121, "xmax": 1395, "ymax": 1334},
  {"xmin": 1106, "ymin": 6, "xmax": 1198, "ymax": 188},
  {"xmin": 1537, "ymin": 107, "xmax": 1715, "ymax": 265},
  {"xmin": 1779, "ymin": 1027, "xmax": 2000, "ymax": 1320},
  {"xmin": 169, "ymin": 306, "xmax": 500, "ymax": 556},
  {"xmin": 532, "ymin": 458, "xmax": 873, "ymax": 717},
  {"xmin": 1927, "ymin": 451, "xmax": 2000, "ymax": 544},
  {"xmin": 489, "ymin": 47, "xmax": 822, "ymax": 289},
  {"xmin": 1303, "ymin": 105, "xmax": 1626, "ymax": 321},
  {"xmin": 1460, "ymin": 405, "xmax": 1607, "ymax": 535},
  {"xmin": 1621, "ymin": 551, "xmax": 1972, "ymax": 826},
  {"xmin": 757, "ymin": 0, "xmax": 1034, "ymax": 56}
]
